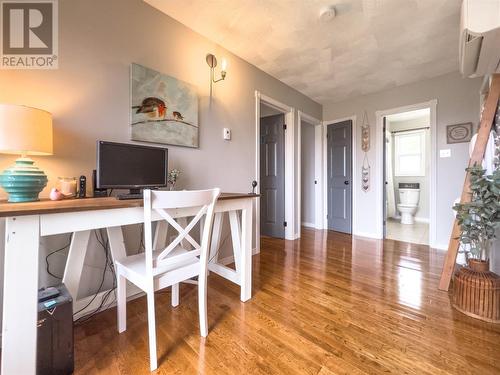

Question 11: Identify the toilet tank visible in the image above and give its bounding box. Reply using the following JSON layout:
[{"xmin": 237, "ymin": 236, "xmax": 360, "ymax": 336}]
[{"xmin": 398, "ymin": 183, "xmax": 420, "ymax": 205}]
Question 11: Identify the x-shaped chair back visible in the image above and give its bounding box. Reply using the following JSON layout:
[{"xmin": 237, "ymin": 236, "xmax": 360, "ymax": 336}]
[{"xmin": 143, "ymin": 189, "xmax": 220, "ymax": 275}]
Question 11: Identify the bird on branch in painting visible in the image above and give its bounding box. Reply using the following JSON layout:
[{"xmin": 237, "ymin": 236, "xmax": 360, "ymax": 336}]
[
  {"xmin": 172, "ymin": 111, "xmax": 184, "ymax": 121},
  {"xmin": 133, "ymin": 97, "xmax": 166, "ymax": 119}
]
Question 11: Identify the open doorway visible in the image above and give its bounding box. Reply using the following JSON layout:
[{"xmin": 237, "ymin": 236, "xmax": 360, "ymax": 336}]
[
  {"xmin": 298, "ymin": 111, "xmax": 323, "ymax": 232},
  {"xmin": 300, "ymin": 120, "xmax": 316, "ymax": 228},
  {"xmin": 384, "ymin": 108, "xmax": 431, "ymax": 245}
]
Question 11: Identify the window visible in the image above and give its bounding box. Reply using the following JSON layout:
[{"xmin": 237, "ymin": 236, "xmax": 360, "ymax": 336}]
[{"xmin": 394, "ymin": 130, "xmax": 426, "ymax": 176}]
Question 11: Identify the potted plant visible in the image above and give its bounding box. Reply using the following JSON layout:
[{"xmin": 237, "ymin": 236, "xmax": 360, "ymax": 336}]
[
  {"xmin": 452, "ymin": 165, "xmax": 500, "ymax": 322},
  {"xmin": 167, "ymin": 169, "xmax": 181, "ymax": 191}
]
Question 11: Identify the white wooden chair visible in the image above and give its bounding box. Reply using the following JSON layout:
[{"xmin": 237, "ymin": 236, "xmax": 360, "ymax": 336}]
[{"xmin": 115, "ymin": 188, "xmax": 220, "ymax": 371}]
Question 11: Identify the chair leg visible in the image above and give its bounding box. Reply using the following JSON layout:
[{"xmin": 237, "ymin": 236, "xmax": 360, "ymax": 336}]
[
  {"xmin": 171, "ymin": 283, "xmax": 179, "ymax": 307},
  {"xmin": 146, "ymin": 291, "xmax": 158, "ymax": 371},
  {"xmin": 117, "ymin": 272, "xmax": 126, "ymax": 333},
  {"xmin": 198, "ymin": 275, "xmax": 208, "ymax": 337}
]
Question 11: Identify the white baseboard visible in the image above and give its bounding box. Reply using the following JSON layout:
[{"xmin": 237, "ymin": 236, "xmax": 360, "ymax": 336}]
[
  {"xmin": 301, "ymin": 222, "xmax": 316, "ymax": 228},
  {"xmin": 72, "ymin": 248, "xmax": 260, "ymax": 322},
  {"xmin": 414, "ymin": 217, "xmax": 430, "ymax": 224},
  {"xmin": 430, "ymin": 242, "xmax": 448, "ymax": 250},
  {"xmin": 390, "ymin": 215, "xmax": 429, "ymax": 224},
  {"xmin": 353, "ymin": 231, "xmax": 382, "ymax": 239},
  {"xmin": 217, "ymin": 247, "xmax": 259, "ymax": 266}
]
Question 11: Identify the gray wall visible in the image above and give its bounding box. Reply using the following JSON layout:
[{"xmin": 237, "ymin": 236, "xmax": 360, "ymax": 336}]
[
  {"xmin": 323, "ymin": 72, "xmax": 483, "ymax": 248},
  {"xmin": 301, "ymin": 121, "xmax": 315, "ymax": 225},
  {"xmin": 0, "ymin": 0, "xmax": 321, "ymax": 318},
  {"xmin": 388, "ymin": 116, "xmax": 431, "ymax": 221}
]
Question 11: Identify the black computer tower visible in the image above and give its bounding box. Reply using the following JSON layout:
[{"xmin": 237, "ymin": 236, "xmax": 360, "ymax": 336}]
[{"xmin": 37, "ymin": 284, "xmax": 74, "ymax": 375}]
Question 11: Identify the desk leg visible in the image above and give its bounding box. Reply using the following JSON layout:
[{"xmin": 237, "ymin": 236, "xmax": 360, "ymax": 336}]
[
  {"xmin": 240, "ymin": 200, "xmax": 253, "ymax": 302},
  {"xmin": 63, "ymin": 230, "xmax": 91, "ymax": 301},
  {"xmin": 228, "ymin": 211, "xmax": 241, "ymax": 275},
  {"xmin": 107, "ymin": 226, "xmax": 127, "ymax": 262},
  {"xmin": 210, "ymin": 212, "xmax": 224, "ymax": 262},
  {"xmin": 153, "ymin": 221, "xmax": 168, "ymax": 251},
  {"xmin": 2, "ymin": 215, "xmax": 40, "ymax": 375}
]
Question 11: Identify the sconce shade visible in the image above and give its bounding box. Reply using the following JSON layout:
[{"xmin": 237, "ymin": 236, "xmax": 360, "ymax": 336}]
[{"xmin": 0, "ymin": 104, "xmax": 53, "ymax": 155}]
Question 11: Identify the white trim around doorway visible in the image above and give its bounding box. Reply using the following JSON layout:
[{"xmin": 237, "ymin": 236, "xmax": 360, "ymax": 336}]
[
  {"xmin": 375, "ymin": 99, "xmax": 438, "ymax": 247},
  {"xmin": 322, "ymin": 115, "xmax": 357, "ymax": 233},
  {"xmin": 297, "ymin": 110, "xmax": 323, "ymax": 237},
  {"xmin": 255, "ymin": 91, "xmax": 296, "ymax": 242}
]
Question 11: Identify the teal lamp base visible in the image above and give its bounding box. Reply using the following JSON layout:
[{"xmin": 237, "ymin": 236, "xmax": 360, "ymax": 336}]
[{"xmin": 0, "ymin": 157, "xmax": 48, "ymax": 202}]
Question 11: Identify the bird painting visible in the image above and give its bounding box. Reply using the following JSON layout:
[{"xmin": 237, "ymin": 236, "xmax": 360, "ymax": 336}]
[
  {"xmin": 131, "ymin": 63, "xmax": 198, "ymax": 148},
  {"xmin": 134, "ymin": 97, "xmax": 166, "ymax": 119},
  {"xmin": 172, "ymin": 111, "xmax": 184, "ymax": 121}
]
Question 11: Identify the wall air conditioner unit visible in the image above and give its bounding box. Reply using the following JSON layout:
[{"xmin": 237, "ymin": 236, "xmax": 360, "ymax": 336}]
[{"xmin": 460, "ymin": 0, "xmax": 500, "ymax": 78}]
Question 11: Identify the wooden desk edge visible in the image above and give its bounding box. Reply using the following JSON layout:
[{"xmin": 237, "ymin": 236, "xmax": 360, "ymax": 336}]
[{"xmin": 0, "ymin": 193, "xmax": 260, "ymax": 217}]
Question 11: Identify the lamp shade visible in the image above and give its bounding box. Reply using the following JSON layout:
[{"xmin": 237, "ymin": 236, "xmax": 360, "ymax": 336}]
[{"xmin": 0, "ymin": 104, "xmax": 53, "ymax": 155}]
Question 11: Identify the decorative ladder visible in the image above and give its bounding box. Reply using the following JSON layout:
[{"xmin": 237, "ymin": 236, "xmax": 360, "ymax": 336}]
[{"xmin": 439, "ymin": 73, "xmax": 500, "ymax": 291}]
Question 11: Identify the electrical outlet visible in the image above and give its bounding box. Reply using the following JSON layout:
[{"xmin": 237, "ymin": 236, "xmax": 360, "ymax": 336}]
[{"xmin": 223, "ymin": 128, "xmax": 231, "ymax": 140}]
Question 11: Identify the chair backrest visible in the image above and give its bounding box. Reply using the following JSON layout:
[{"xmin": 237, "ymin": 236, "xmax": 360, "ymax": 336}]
[{"xmin": 143, "ymin": 188, "xmax": 220, "ymax": 276}]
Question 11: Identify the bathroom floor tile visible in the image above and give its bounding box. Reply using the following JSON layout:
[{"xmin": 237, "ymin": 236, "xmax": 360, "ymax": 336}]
[{"xmin": 386, "ymin": 218, "xmax": 429, "ymax": 245}]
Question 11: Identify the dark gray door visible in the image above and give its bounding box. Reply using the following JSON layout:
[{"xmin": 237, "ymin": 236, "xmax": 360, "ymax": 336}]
[
  {"xmin": 260, "ymin": 114, "xmax": 285, "ymax": 238},
  {"xmin": 327, "ymin": 120, "xmax": 352, "ymax": 233},
  {"xmin": 383, "ymin": 117, "xmax": 387, "ymax": 238}
]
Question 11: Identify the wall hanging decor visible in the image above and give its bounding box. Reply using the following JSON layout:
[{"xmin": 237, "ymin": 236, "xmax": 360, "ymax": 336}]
[
  {"xmin": 361, "ymin": 154, "xmax": 370, "ymax": 192},
  {"xmin": 361, "ymin": 111, "xmax": 371, "ymax": 192},
  {"xmin": 446, "ymin": 122, "xmax": 473, "ymax": 144},
  {"xmin": 361, "ymin": 111, "xmax": 370, "ymax": 152},
  {"xmin": 131, "ymin": 63, "xmax": 199, "ymax": 148}
]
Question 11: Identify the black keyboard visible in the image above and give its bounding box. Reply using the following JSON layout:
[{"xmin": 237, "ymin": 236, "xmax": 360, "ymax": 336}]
[{"xmin": 116, "ymin": 193, "xmax": 143, "ymax": 200}]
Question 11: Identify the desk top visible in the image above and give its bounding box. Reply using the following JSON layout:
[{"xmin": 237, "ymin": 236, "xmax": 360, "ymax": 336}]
[{"xmin": 0, "ymin": 193, "xmax": 259, "ymax": 217}]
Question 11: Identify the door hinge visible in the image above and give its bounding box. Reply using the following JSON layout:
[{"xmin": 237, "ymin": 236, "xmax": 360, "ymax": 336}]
[
  {"xmin": 283, "ymin": 124, "xmax": 287, "ymax": 130},
  {"xmin": 283, "ymin": 221, "xmax": 287, "ymax": 227}
]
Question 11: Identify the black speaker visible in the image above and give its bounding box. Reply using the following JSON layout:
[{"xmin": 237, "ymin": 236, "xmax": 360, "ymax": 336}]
[
  {"xmin": 37, "ymin": 284, "xmax": 74, "ymax": 375},
  {"xmin": 92, "ymin": 169, "xmax": 107, "ymax": 197},
  {"xmin": 78, "ymin": 175, "xmax": 86, "ymax": 198}
]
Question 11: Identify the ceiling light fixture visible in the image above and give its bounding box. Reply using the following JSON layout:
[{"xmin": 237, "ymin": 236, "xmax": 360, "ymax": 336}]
[{"xmin": 319, "ymin": 6, "xmax": 336, "ymax": 23}]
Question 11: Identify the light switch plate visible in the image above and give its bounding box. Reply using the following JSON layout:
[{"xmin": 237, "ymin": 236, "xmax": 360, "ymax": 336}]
[
  {"xmin": 223, "ymin": 128, "xmax": 231, "ymax": 140},
  {"xmin": 440, "ymin": 149, "xmax": 451, "ymax": 158}
]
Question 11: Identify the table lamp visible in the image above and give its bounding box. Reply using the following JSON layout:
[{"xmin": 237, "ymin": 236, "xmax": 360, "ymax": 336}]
[{"xmin": 0, "ymin": 104, "xmax": 53, "ymax": 202}]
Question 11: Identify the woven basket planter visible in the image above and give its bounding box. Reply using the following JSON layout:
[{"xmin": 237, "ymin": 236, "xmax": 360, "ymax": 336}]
[{"xmin": 452, "ymin": 259, "xmax": 500, "ymax": 323}]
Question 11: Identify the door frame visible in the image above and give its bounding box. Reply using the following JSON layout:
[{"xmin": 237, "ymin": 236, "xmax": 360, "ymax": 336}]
[
  {"xmin": 322, "ymin": 116, "xmax": 357, "ymax": 231},
  {"xmin": 255, "ymin": 91, "xmax": 295, "ymax": 242},
  {"xmin": 297, "ymin": 110, "xmax": 323, "ymax": 234},
  {"xmin": 375, "ymin": 99, "xmax": 437, "ymax": 246}
]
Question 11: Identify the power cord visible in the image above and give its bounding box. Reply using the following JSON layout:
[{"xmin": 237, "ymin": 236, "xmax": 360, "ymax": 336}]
[
  {"xmin": 73, "ymin": 229, "xmax": 117, "ymax": 324},
  {"xmin": 45, "ymin": 235, "xmax": 72, "ymax": 280}
]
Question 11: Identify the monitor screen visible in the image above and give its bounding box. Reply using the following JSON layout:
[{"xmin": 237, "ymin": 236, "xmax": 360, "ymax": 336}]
[{"xmin": 96, "ymin": 141, "xmax": 168, "ymax": 189}]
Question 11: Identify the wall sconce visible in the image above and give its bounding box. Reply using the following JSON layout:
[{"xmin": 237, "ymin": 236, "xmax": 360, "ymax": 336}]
[{"xmin": 206, "ymin": 53, "xmax": 227, "ymax": 95}]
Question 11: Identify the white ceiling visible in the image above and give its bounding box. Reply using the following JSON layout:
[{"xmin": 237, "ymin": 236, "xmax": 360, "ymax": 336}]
[{"xmin": 145, "ymin": 0, "xmax": 461, "ymax": 104}]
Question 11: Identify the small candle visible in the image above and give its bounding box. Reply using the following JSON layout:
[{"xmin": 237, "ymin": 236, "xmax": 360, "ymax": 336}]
[{"xmin": 58, "ymin": 177, "xmax": 77, "ymax": 197}]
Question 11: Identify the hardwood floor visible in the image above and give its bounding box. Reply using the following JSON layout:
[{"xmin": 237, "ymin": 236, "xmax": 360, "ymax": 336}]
[{"xmin": 74, "ymin": 228, "xmax": 500, "ymax": 374}]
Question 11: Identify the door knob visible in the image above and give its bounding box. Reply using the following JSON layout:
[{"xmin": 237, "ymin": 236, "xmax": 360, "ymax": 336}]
[{"xmin": 344, "ymin": 180, "xmax": 350, "ymax": 185}]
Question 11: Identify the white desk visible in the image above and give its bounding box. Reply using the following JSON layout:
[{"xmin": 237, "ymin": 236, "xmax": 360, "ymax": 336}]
[{"xmin": 0, "ymin": 193, "xmax": 257, "ymax": 375}]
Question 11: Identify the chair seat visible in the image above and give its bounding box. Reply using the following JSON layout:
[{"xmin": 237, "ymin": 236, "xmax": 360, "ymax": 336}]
[{"xmin": 116, "ymin": 246, "xmax": 200, "ymax": 278}]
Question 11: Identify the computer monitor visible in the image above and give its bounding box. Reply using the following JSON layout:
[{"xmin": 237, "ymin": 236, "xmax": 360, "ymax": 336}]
[{"xmin": 96, "ymin": 141, "xmax": 168, "ymax": 194}]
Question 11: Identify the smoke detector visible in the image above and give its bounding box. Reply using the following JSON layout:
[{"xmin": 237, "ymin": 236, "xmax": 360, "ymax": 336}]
[{"xmin": 319, "ymin": 6, "xmax": 336, "ymax": 23}]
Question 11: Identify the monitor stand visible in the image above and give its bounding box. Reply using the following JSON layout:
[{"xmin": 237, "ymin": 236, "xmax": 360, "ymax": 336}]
[{"xmin": 116, "ymin": 189, "xmax": 143, "ymax": 200}]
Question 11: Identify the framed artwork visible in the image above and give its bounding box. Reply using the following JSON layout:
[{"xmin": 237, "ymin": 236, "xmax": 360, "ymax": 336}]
[
  {"xmin": 131, "ymin": 63, "xmax": 199, "ymax": 148},
  {"xmin": 446, "ymin": 122, "xmax": 473, "ymax": 144}
]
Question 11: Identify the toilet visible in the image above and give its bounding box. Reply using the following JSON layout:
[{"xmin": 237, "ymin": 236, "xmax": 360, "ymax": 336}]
[{"xmin": 397, "ymin": 183, "xmax": 420, "ymax": 225}]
